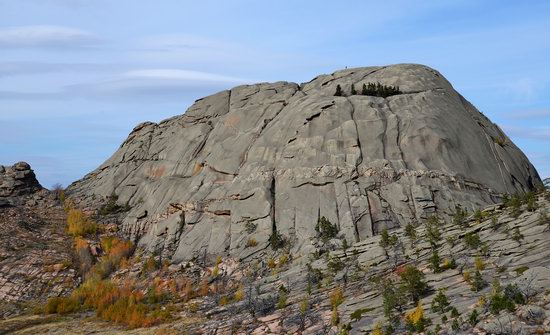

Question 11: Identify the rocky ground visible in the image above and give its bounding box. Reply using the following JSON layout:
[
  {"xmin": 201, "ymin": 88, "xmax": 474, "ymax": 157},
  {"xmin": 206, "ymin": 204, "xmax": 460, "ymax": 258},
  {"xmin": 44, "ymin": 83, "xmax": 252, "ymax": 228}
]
[
  {"xmin": 2, "ymin": 190, "xmax": 549, "ymax": 334},
  {"xmin": 0, "ymin": 163, "xmax": 79, "ymax": 320}
]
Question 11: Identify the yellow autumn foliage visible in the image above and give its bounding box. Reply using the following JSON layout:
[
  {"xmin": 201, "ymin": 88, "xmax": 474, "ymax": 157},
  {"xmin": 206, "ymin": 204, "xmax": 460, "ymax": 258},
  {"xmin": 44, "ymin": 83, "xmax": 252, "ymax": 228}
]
[
  {"xmin": 406, "ymin": 301, "xmax": 425, "ymax": 325},
  {"xmin": 67, "ymin": 208, "xmax": 97, "ymax": 237},
  {"xmin": 371, "ymin": 322, "xmax": 384, "ymax": 335}
]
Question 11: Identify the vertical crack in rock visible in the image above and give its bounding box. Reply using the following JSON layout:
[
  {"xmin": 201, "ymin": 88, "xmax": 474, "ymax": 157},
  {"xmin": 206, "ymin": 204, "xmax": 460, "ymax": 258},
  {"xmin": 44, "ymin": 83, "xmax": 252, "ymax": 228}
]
[
  {"xmin": 333, "ymin": 184, "xmax": 341, "ymax": 231},
  {"xmin": 484, "ymin": 133, "xmax": 509, "ymax": 194},
  {"xmin": 270, "ymin": 173, "xmax": 277, "ymax": 239},
  {"xmin": 365, "ymin": 189, "xmax": 375, "ymax": 237},
  {"xmin": 291, "ymin": 209, "xmax": 297, "ymax": 243},
  {"xmin": 345, "ymin": 97, "xmax": 363, "ymax": 166},
  {"xmin": 380, "ymin": 105, "xmax": 388, "ymax": 160},
  {"xmin": 385, "ymin": 98, "xmax": 407, "ymax": 169},
  {"xmin": 344, "ymin": 182, "xmax": 360, "ymax": 243}
]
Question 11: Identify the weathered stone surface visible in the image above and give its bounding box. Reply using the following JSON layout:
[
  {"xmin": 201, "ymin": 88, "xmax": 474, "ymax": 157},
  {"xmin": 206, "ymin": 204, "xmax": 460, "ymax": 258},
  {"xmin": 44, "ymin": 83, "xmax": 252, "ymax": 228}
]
[
  {"xmin": 67, "ymin": 64, "xmax": 540, "ymax": 263},
  {"xmin": 0, "ymin": 162, "xmax": 42, "ymax": 205}
]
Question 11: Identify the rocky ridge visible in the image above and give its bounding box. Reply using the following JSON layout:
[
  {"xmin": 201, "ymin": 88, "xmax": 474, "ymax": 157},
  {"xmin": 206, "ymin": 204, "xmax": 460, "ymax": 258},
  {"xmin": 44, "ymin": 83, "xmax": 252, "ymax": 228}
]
[
  {"xmin": 67, "ymin": 64, "xmax": 540, "ymax": 265},
  {"xmin": 0, "ymin": 163, "xmax": 79, "ymax": 318}
]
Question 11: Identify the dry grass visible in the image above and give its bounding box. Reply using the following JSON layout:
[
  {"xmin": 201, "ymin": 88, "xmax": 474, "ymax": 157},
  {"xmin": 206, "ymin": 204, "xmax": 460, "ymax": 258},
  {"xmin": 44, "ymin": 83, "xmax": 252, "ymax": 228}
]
[
  {"xmin": 66, "ymin": 208, "xmax": 98, "ymax": 237},
  {"xmin": 44, "ymin": 279, "xmax": 170, "ymax": 329}
]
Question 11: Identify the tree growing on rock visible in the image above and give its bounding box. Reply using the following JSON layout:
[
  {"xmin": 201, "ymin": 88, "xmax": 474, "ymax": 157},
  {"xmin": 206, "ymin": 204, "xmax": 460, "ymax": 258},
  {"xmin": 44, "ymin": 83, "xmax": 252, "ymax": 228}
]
[
  {"xmin": 379, "ymin": 229, "xmax": 403, "ymax": 267},
  {"xmin": 400, "ymin": 265, "xmax": 429, "ymax": 303},
  {"xmin": 470, "ymin": 270, "xmax": 486, "ymax": 292},
  {"xmin": 405, "ymin": 302, "xmax": 430, "ymax": 333},
  {"xmin": 512, "ymin": 227, "xmax": 524, "ymax": 244},
  {"xmin": 316, "ymin": 216, "xmax": 339, "ymax": 242},
  {"xmin": 298, "ymin": 294, "xmax": 310, "ymax": 331},
  {"xmin": 425, "ymin": 216, "xmax": 442, "ymax": 250},
  {"xmin": 453, "ymin": 206, "xmax": 469, "ymax": 227},
  {"xmin": 379, "ymin": 279, "xmax": 407, "ymax": 324},
  {"xmin": 404, "ymin": 223, "xmax": 417, "ymax": 248},
  {"xmin": 431, "ymin": 288, "xmax": 450, "ymax": 314},
  {"xmin": 334, "ymin": 84, "xmax": 343, "ymax": 96},
  {"xmin": 429, "ymin": 248, "xmax": 441, "ymax": 273}
]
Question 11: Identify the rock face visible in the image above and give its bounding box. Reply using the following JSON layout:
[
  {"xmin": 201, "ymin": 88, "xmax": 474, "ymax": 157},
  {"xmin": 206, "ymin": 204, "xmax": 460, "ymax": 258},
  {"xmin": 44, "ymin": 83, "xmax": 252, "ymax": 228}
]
[
  {"xmin": 0, "ymin": 162, "xmax": 42, "ymax": 207},
  {"xmin": 67, "ymin": 64, "xmax": 540, "ymax": 263}
]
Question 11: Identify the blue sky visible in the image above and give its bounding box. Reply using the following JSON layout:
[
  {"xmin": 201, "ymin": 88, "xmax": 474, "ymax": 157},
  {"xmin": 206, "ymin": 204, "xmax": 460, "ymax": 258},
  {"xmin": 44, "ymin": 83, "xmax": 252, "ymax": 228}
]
[{"xmin": 1, "ymin": 0, "xmax": 549, "ymax": 187}]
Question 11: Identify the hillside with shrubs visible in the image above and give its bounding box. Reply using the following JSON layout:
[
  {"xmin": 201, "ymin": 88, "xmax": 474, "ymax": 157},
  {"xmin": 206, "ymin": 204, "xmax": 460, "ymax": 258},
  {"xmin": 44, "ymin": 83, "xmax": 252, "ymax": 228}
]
[{"xmin": 2, "ymin": 181, "xmax": 550, "ymax": 334}]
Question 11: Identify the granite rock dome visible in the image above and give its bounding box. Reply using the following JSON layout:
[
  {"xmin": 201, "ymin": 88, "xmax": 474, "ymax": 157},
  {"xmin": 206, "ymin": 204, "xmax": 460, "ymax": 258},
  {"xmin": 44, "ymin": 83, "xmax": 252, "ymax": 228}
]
[{"xmin": 67, "ymin": 64, "xmax": 540, "ymax": 263}]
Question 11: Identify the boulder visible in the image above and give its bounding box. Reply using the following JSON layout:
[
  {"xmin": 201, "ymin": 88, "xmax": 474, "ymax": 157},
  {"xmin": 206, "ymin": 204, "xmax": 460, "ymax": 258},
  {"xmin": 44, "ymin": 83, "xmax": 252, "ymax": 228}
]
[{"xmin": 0, "ymin": 162, "xmax": 42, "ymax": 200}]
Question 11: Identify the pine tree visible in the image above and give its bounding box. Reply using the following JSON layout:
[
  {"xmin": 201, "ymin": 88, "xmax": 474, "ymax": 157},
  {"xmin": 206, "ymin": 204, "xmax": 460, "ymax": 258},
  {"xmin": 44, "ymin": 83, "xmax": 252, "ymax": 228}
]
[
  {"xmin": 471, "ymin": 270, "xmax": 486, "ymax": 292},
  {"xmin": 334, "ymin": 84, "xmax": 343, "ymax": 96},
  {"xmin": 362, "ymin": 83, "xmax": 368, "ymax": 95},
  {"xmin": 431, "ymin": 288, "xmax": 450, "ymax": 314},
  {"xmin": 429, "ymin": 248, "xmax": 441, "ymax": 273},
  {"xmin": 350, "ymin": 83, "xmax": 357, "ymax": 95}
]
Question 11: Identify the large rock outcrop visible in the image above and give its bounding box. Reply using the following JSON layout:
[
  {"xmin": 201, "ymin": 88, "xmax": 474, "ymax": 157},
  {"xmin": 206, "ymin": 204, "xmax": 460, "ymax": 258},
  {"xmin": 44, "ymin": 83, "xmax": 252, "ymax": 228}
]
[
  {"xmin": 0, "ymin": 162, "xmax": 42, "ymax": 207},
  {"xmin": 67, "ymin": 64, "xmax": 540, "ymax": 263}
]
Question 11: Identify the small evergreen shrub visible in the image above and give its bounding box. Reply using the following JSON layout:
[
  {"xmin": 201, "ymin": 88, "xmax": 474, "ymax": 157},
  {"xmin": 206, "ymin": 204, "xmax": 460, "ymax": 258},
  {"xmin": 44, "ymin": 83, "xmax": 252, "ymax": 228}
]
[
  {"xmin": 463, "ymin": 232, "xmax": 481, "ymax": 249},
  {"xmin": 316, "ymin": 216, "xmax": 339, "ymax": 242},
  {"xmin": 269, "ymin": 230, "xmax": 287, "ymax": 250},
  {"xmin": 431, "ymin": 289, "xmax": 450, "ymax": 314},
  {"xmin": 334, "ymin": 84, "xmax": 343, "ymax": 96}
]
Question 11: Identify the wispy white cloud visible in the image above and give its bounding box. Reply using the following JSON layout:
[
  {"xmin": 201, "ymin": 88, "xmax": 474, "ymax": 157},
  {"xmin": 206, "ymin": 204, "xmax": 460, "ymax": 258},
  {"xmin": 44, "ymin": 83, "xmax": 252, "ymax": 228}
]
[
  {"xmin": 502, "ymin": 109, "xmax": 550, "ymax": 120},
  {"xmin": 0, "ymin": 25, "xmax": 100, "ymax": 48},
  {"xmin": 123, "ymin": 69, "xmax": 250, "ymax": 83},
  {"xmin": 502, "ymin": 125, "xmax": 550, "ymax": 141},
  {"xmin": 69, "ymin": 67, "xmax": 251, "ymax": 100},
  {"xmin": 0, "ymin": 61, "xmax": 118, "ymax": 77},
  {"xmin": 138, "ymin": 34, "xmax": 225, "ymax": 51}
]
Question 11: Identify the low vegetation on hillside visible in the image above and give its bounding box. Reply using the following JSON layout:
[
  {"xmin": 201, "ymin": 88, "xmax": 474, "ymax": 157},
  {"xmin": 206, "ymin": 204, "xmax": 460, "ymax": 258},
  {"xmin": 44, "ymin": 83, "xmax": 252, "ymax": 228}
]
[{"xmin": 20, "ymin": 184, "xmax": 550, "ymax": 334}]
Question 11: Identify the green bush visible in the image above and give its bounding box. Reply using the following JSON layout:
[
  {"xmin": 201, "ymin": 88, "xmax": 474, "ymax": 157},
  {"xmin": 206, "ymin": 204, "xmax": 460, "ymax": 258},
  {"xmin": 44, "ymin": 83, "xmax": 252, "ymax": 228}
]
[
  {"xmin": 245, "ymin": 221, "xmax": 257, "ymax": 234},
  {"xmin": 512, "ymin": 227, "xmax": 524, "ymax": 243},
  {"xmin": 99, "ymin": 192, "xmax": 130, "ymax": 215},
  {"xmin": 468, "ymin": 309, "xmax": 479, "ymax": 326},
  {"xmin": 470, "ymin": 270, "xmax": 486, "ymax": 292},
  {"xmin": 350, "ymin": 307, "xmax": 374, "ymax": 322},
  {"xmin": 463, "ymin": 232, "xmax": 481, "ymax": 249},
  {"xmin": 269, "ymin": 230, "xmax": 287, "ymax": 250},
  {"xmin": 334, "ymin": 84, "xmax": 343, "ymax": 97},
  {"xmin": 327, "ymin": 255, "xmax": 345, "ymax": 274},
  {"xmin": 404, "ymin": 223, "xmax": 417, "ymax": 242},
  {"xmin": 453, "ymin": 206, "xmax": 468, "ymax": 227},
  {"xmin": 316, "ymin": 216, "xmax": 338, "ymax": 242}
]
